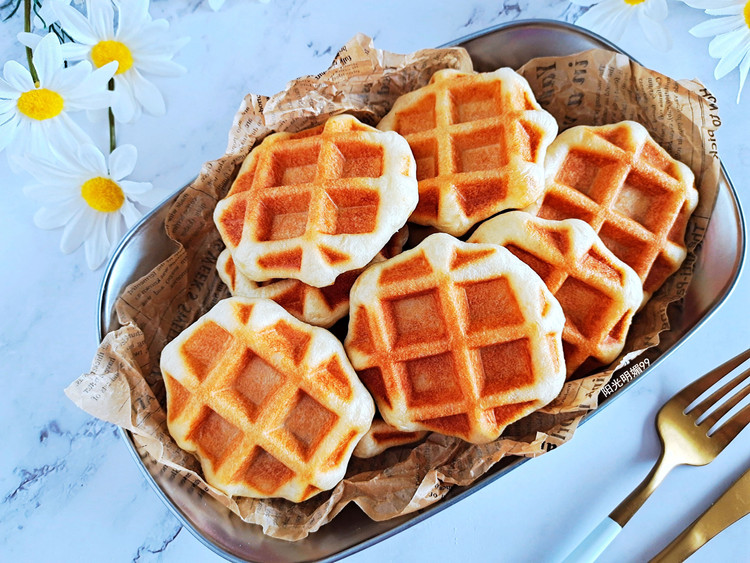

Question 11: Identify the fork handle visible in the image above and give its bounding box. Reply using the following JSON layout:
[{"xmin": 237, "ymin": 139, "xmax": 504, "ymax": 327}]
[
  {"xmin": 562, "ymin": 453, "xmax": 679, "ymax": 562},
  {"xmin": 561, "ymin": 517, "xmax": 622, "ymax": 563},
  {"xmin": 609, "ymin": 451, "xmax": 679, "ymax": 526}
]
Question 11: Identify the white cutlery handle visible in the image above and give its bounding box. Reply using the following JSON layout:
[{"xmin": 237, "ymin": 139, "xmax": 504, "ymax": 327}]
[{"xmin": 562, "ymin": 517, "xmax": 622, "ymax": 563}]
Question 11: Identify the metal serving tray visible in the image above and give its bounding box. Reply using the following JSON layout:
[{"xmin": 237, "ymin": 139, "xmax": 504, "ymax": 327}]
[{"xmin": 98, "ymin": 20, "xmax": 746, "ymax": 563}]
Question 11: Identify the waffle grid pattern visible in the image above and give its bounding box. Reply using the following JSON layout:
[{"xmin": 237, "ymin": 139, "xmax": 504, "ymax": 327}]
[
  {"xmin": 470, "ymin": 212, "xmax": 644, "ymax": 378},
  {"xmin": 161, "ymin": 298, "xmax": 374, "ymax": 502},
  {"xmin": 345, "ymin": 234, "xmax": 565, "ymax": 444},
  {"xmin": 215, "ymin": 227, "xmax": 408, "ymax": 328},
  {"xmin": 530, "ymin": 121, "xmax": 698, "ymax": 300},
  {"xmin": 214, "ymin": 115, "xmax": 417, "ymax": 287},
  {"xmin": 378, "ymin": 68, "xmax": 558, "ymax": 236}
]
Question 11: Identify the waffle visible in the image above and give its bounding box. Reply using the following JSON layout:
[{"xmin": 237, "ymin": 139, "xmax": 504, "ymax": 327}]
[
  {"xmin": 216, "ymin": 226, "xmax": 408, "ymax": 328},
  {"xmin": 160, "ymin": 297, "xmax": 375, "ymax": 502},
  {"xmin": 344, "ymin": 233, "xmax": 566, "ymax": 444},
  {"xmin": 469, "ymin": 211, "xmax": 643, "ymax": 378},
  {"xmin": 527, "ymin": 121, "xmax": 698, "ymax": 303},
  {"xmin": 377, "ymin": 68, "xmax": 558, "ymax": 236},
  {"xmin": 214, "ymin": 114, "xmax": 418, "ymax": 288},
  {"xmin": 352, "ymin": 419, "xmax": 429, "ymax": 459}
]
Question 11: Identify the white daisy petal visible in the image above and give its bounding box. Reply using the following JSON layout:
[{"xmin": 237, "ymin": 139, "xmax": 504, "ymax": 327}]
[
  {"xmin": 51, "ymin": 0, "xmax": 98, "ymax": 44},
  {"xmin": 0, "ymin": 114, "xmax": 19, "ymax": 151},
  {"xmin": 119, "ymin": 179, "xmax": 153, "ymax": 196},
  {"xmin": 135, "ymin": 57, "xmax": 186, "ymax": 77},
  {"xmin": 76, "ymin": 143, "xmax": 108, "ymax": 176},
  {"xmin": 130, "ymin": 69, "xmax": 165, "ymax": 115},
  {"xmin": 84, "ymin": 213, "xmax": 112, "ymax": 269},
  {"xmin": 88, "ymin": 0, "xmax": 115, "ymax": 39},
  {"xmin": 19, "ymin": 155, "xmax": 84, "ymax": 187},
  {"xmin": 110, "ymin": 75, "xmax": 137, "ymax": 122},
  {"xmin": 638, "ymin": 11, "xmax": 672, "ymax": 51},
  {"xmin": 0, "ymin": 77, "xmax": 21, "ymax": 99},
  {"xmin": 17, "ymin": 32, "xmax": 43, "ymax": 51},
  {"xmin": 577, "ymin": 1, "xmax": 631, "ymax": 41},
  {"xmin": 105, "ymin": 210, "xmax": 124, "ymax": 247},
  {"xmin": 690, "ymin": 16, "xmax": 743, "ymax": 39},
  {"xmin": 715, "ymin": 35, "xmax": 750, "ymax": 79},
  {"xmin": 3, "ymin": 61, "xmax": 35, "ymax": 92},
  {"xmin": 60, "ymin": 206, "xmax": 95, "ymax": 253},
  {"xmin": 60, "ymin": 42, "xmax": 93, "ymax": 62},
  {"xmin": 642, "ymin": 0, "xmax": 668, "ymax": 22},
  {"xmin": 126, "ymin": 186, "xmax": 162, "ymax": 208},
  {"xmin": 120, "ymin": 198, "xmax": 142, "ymax": 228},
  {"xmin": 45, "ymin": 58, "xmax": 91, "ymax": 95},
  {"xmin": 109, "ymin": 144, "xmax": 137, "ymax": 180},
  {"xmin": 706, "ymin": 5, "xmax": 744, "ymax": 17},
  {"xmin": 114, "ymin": 0, "xmax": 150, "ymax": 38},
  {"xmin": 709, "ymin": 27, "xmax": 747, "ymax": 59},
  {"xmin": 33, "ymin": 34, "xmax": 65, "ymax": 86},
  {"xmin": 0, "ymin": 98, "xmax": 16, "ymax": 116},
  {"xmin": 35, "ymin": 200, "xmax": 81, "ymax": 230},
  {"xmin": 737, "ymin": 49, "xmax": 750, "ymax": 102},
  {"xmin": 24, "ymin": 182, "xmax": 78, "ymax": 203},
  {"xmin": 67, "ymin": 61, "xmax": 116, "ymax": 103}
]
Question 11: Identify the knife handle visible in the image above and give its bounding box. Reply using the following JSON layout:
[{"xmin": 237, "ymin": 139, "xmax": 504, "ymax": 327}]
[{"xmin": 561, "ymin": 517, "xmax": 622, "ymax": 563}]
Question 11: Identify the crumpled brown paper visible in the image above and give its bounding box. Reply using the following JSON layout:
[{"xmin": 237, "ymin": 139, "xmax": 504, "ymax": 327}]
[{"xmin": 66, "ymin": 34, "xmax": 721, "ymax": 541}]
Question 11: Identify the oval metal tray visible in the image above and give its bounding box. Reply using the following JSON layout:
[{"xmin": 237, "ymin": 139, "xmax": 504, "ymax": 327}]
[{"xmin": 98, "ymin": 20, "xmax": 746, "ymax": 563}]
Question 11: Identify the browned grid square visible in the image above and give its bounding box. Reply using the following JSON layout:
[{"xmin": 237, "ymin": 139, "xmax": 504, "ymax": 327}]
[
  {"xmin": 392, "ymin": 77, "xmax": 545, "ymax": 227},
  {"xmin": 360, "ymin": 247, "xmax": 543, "ymax": 431},
  {"xmin": 233, "ymin": 125, "xmax": 386, "ymax": 248},
  {"xmin": 538, "ymin": 129, "xmax": 689, "ymax": 282},
  {"xmin": 499, "ymin": 229, "xmax": 634, "ymax": 374},
  {"xmin": 173, "ymin": 315, "xmax": 348, "ymax": 495}
]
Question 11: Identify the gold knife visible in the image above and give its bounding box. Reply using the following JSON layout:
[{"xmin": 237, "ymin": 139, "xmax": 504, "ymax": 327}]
[{"xmin": 649, "ymin": 466, "xmax": 750, "ymax": 563}]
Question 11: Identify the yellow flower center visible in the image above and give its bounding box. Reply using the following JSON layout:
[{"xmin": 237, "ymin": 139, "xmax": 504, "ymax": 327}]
[
  {"xmin": 624, "ymin": 0, "xmax": 646, "ymax": 5},
  {"xmin": 16, "ymin": 88, "xmax": 64, "ymax": 120},
  {"xmin": 91, "ymin": 40, "xmax": 134, "ymax": 74},
  {"xmin": 81, "ymin": 177, "xmax": 125, "ymax": 212},
  {"xmin": 744, "ymin": 0, "xmax": 750, "ymax": 29}
]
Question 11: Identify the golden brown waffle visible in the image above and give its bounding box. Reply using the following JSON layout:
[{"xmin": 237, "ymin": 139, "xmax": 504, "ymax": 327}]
[
  {"xmin": 352, "ymin": 419, "xmax": 428, "ymax": 459},
  {"xmin": 377, "ymin": 68, "xmax": 558, "ymax": 236},
  {"xmin": 527, "ymin": 121, "xmax": 698, "ymax": 303},
  {"xmin": 214, "ymin": 114, "xmax": 418, "ymax": 288},
  {"xmin": 469, "ymin": 211, "xmax": 643, "ymax": 378},
  {"xmin": 216, "ymin": 226, "xmax": 408, "ymax": 328},
  {"xmin": 160, "ymin": 297, "xmax": 375, "ymax": 502},
  {"xmin": 344, "ymin": 233, "xmax": 566, "ymax": 444}
]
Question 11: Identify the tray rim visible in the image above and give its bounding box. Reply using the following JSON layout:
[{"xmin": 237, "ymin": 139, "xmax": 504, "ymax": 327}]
[{"xmin": 96, "ymin": 18, "xmax": 747, "ymax": 563}]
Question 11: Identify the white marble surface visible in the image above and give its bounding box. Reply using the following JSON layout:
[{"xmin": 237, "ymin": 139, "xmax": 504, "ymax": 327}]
[{"xmin": 1, "ymin": 1, "xmax": 749, "ymax": 561}]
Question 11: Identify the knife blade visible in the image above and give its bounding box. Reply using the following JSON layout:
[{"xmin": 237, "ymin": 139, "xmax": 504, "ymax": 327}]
[{"xmin": 649, "ymin": 466, "xmax": 750, "ymax": 563}]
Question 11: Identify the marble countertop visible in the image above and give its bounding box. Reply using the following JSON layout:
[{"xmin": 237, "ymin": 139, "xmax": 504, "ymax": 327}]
[{"xmin": 1, "ymin": 1, "xmax": 749, "ymax": 561}]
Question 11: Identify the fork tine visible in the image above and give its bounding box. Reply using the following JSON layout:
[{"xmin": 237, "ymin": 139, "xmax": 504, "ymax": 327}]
[
  {"xmin": 700, "ymin": 368, "xmax": 750, "ymax": 428},
  {"xmin": 674, "ymin": 347, "xmax": 750, "ymax": 408},
  {"xmin": 708, "ymin": 401, "xmax": 750, "ymax": 446},
  {"xmin": 691, "ymin": 365, "xmax": 750, "ymax": 420}
]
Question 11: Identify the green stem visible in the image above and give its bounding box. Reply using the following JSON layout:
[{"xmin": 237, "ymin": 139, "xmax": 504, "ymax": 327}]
[
  {"xmin": 108, "ymin": 79, "xmax": 116, "ymax": 153},
  {"xmin": 24, "ymin": 0, "xmax": 39, "ymax": 84}
]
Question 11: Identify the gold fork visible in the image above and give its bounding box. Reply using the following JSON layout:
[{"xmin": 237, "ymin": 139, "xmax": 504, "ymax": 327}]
[{"xmin": 562, "ymin": 347, "xmax": 750, "ymax": 563}]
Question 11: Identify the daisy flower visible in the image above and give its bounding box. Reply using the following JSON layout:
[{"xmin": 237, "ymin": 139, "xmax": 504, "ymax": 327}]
[
  {"xmin": 570, "ymin": 0, "xmax": 672, "ymax": 51},
  {"xmin": 0, "ymin": 32, "xmax": 115, "ymax": 168},
  {"xmin": 683, "ymin": 0, "xmax": 750, "ymax": 102},
  {"xmin": 20, "ymin": 143, "xmax": 163, "ymax": 269},
  {"xmin": 51, "ymin": 0, "xmax": 189, "ymax": 123}
]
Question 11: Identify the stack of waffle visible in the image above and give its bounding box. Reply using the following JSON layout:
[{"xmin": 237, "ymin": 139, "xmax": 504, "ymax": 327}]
[{"xmin": 160, "ymin": 68, "xmax": 699, "ymax": 502}]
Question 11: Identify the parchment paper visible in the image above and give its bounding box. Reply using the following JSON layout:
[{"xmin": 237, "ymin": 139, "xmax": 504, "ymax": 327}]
[{"xmin": 66, "ymin": 34, "xmax": 721, "ymax": 541}]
